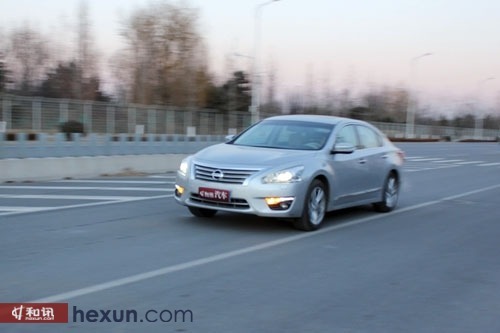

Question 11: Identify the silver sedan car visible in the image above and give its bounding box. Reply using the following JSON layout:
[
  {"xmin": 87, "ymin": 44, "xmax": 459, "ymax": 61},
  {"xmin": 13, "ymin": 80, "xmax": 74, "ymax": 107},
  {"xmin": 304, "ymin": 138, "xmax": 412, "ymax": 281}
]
[{"xmin": 174, "ymin": 115, "xmax": 404, "ymax": 231}]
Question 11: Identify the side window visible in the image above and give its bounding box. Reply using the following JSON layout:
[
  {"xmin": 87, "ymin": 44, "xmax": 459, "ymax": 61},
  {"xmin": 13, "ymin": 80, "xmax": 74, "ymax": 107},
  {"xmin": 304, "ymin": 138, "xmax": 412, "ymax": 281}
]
[
  {"xmin": 336, "ymin": 125, "xmax": 358, "ymax": 148},
  {"xmin": 356, "ymin": 125, "xmax": 382, "ymax": 149}
]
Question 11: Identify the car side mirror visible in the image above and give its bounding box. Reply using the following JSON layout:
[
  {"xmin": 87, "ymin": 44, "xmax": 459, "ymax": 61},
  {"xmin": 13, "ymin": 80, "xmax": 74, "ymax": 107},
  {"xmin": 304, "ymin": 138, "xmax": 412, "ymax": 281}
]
[
  {"xmin": 225, "ymin": 134, "xmax": 235, "ymax": 142},
  {"xmin": 331, "ymin": 142, "xmax": 355, "ymax": 154}
]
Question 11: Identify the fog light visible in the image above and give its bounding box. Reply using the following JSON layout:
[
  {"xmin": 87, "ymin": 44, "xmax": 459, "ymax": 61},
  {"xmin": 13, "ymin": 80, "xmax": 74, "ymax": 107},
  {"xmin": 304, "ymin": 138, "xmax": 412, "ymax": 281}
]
[
  {"xmin": 280, "ymin": 202, "xmax": 291, "ymax": 209},
  {"xmin": 175, "ymin": 184, "xmax": 185, "ymax": 196},
  {"xmin": 265, "ymin": 197, "xmax": 294, "ymax": 210}
]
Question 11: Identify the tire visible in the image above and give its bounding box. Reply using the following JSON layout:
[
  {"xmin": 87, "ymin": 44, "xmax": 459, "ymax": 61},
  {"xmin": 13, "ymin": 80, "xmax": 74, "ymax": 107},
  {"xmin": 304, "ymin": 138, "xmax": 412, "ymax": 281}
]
[
  {"xmin": 188, "ymin": 206, "xmax": 218, "ymax": 218},
  {"xmin": 292, "ymin": 179, "xmax": 327, "ymax": 231},
  {"xmin": 373, "ymin": 173, "xmax": 399, "ymax": 212}
]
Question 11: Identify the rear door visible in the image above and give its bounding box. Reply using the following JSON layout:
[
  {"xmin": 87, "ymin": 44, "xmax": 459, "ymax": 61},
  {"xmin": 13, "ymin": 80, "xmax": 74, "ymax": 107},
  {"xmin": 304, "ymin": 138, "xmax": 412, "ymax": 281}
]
[{"xmin": 355, "ymin": 125, "xmax": 387, "ymax": 200}]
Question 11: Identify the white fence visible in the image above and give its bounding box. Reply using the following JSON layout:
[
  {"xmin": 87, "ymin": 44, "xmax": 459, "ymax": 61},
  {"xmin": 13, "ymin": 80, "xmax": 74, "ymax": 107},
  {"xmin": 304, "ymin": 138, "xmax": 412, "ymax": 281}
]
[
  {"xmin": 1, "ymin": 94, "xmax": 499, "ymax": 140},
  {"xmin": 0, "ymin": 94, "xmax": 251, "ymax": 135}
]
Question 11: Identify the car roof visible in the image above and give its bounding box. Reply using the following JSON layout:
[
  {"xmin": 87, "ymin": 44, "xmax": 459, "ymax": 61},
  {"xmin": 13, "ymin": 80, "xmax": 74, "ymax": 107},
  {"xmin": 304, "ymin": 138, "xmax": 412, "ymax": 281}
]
[{"xmin": 263, "ymin": 114, "xmax": 364, "ymax": 126}]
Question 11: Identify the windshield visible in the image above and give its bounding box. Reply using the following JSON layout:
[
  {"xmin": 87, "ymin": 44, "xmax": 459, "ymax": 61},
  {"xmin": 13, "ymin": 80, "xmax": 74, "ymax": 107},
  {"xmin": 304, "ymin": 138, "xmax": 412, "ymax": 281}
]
[{"xmin": 231, "ymin": 120, "xmax": 334, "ymax": 150}]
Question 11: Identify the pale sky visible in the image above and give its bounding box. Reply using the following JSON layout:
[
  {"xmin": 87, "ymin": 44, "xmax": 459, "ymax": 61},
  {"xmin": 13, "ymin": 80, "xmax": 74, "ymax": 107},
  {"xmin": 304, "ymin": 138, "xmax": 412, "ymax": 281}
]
[{"xmin": 1, "ymin": 0, "xmax": 500, "ymax": 114}]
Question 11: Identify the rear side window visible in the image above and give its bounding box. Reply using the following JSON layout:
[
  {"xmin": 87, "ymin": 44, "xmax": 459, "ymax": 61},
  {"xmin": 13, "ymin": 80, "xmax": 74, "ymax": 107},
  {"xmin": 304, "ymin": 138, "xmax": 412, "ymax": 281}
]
[{"xmin": 356, "ymin": 125, "xmax": 382, "ymax": 149}]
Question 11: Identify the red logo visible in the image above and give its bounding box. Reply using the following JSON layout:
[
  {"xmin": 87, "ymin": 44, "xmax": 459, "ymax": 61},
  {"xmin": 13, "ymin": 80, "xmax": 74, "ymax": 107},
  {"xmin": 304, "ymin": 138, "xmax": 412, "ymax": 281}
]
[{"xmin": 0, "ymin": 303, "xmax": 68, "ymax": 323}]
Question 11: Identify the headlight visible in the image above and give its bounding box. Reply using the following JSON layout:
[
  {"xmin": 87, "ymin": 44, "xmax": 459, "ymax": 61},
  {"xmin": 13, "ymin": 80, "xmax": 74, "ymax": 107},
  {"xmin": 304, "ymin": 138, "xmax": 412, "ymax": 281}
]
[
  {"xmin": 262, "ymin": 166, "xmax": 304, "ymax": 184},
  {"xmin": 179, "ymin": 159, "xmax": 189, "ymax": 176}
]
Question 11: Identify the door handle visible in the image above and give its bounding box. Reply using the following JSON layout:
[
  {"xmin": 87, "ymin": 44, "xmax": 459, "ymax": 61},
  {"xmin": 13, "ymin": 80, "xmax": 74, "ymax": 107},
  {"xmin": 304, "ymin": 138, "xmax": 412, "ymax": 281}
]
[
  {"xmin": 381, "ymin": 154, "xmax": 389, "ymax": 159},
  {"xmin": 358, "ymin": 158, "xmax": 367, "ymax": 164}
]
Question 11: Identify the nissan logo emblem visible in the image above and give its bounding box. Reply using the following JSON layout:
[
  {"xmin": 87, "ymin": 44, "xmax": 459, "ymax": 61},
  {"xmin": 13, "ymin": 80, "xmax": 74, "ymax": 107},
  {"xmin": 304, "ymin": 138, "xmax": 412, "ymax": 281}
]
[{"xmin": 212, "ymin": 170, "xmax": 224, "ymax": 180}]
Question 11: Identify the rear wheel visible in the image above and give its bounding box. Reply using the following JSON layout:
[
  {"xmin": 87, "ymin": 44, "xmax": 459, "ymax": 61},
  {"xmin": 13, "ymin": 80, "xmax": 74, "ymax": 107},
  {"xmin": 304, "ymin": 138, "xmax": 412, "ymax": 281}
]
[
  {"xmin": 293, "ymin": 179, "xmax": 327, "ymax": 231},
  {"xmin": 373, "ymin": 173, "xmax": 399, "ymax": 212},
  {"xmin": 188, "ymin": 206, "xmax": 218, "ymax": 217}
]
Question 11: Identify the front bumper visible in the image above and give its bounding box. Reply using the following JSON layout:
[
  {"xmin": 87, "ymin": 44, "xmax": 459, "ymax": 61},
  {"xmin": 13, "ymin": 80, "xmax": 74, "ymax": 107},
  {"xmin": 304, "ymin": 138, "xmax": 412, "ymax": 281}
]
[{"xmin": 174, "ymin": 173, "xmax": 307, "ymax": 218}]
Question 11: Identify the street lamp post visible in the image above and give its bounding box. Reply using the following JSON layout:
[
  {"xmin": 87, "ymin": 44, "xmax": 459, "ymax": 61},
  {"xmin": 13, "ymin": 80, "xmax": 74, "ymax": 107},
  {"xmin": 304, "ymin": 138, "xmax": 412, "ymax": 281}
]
[
  {"xmin": 474, "ymin": 77, "xmax": 495, "ymax": 140},
  {"xmin": 249, "ymin": 0, "xmax": 280, "ymax": 124},
  {"xmin": 405, "ymin": 52, "xmax": 432, "ymax": 138}
]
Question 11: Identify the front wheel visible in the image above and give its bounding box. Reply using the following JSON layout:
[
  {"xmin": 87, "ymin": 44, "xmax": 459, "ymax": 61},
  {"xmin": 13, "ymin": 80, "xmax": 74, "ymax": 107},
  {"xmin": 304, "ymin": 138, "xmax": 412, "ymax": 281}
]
[
  {"xmin": 292, "ymin": 179, "xmax": 327, "ymax": 231},
  {"xmin": 188, "ymin": 206, "xmax": 218, "ymax": 217},
  {"xmin": 373, "ymin": 173, "xmax": 399, "ymax": 212}
]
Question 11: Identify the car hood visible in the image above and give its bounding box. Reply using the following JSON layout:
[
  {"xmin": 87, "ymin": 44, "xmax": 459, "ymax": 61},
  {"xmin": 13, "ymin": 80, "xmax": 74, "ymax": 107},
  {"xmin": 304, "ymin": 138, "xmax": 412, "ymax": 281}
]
[{"xmin": 193, "ymin": 143, "xmax": 318, "ymax": 168}]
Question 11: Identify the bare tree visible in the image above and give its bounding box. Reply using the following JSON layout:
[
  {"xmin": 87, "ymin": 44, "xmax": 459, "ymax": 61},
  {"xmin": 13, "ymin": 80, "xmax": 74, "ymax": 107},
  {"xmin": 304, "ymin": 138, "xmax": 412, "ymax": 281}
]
[
  {"xmin": 109, "ymin": 51, "xmax": 133, "ymax": 102},
  {"xmin": 304, "ymin": 63, "xmax": 316, "ymax": 110},
  {"xmin": 320, "ymin": 67, "xmax": 334, "ymax": 112},
  {"xmin": 75, "ymin": 0, "xmax": 99, "ymax": 100},
  {"xmin": 7, "ymin": 24, "xmax": 51, "ymax": 95},
  {"xmin": 0, "ymin": 31, "xmax": 7, "ymax": 92},
  {"xmin": 285, "ymin": 87, "xmax": 305, "ymax": 115},
  {"xmin": 0, "ymin": 54, "xmax": 7, "ymax": 92},
  {"xmin": 116, "ymin": 1, "xmax": 210, "ymax": 106},
  {"xmin": 260, "ymin": 58, "xmax": 280, "ymax": 115},
  {"xmin": 35, "ymin": 1, "xmax": 103, "ymax": 101},
  {"xmin": 348, "ymin": 86, "xmax": 410, "ymax": 122}
]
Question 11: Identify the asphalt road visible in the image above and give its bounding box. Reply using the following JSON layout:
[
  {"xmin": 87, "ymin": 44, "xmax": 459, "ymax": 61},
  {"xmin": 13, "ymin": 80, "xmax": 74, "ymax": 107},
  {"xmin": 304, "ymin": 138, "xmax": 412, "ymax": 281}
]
[{"xmin": 1, "ymin": 142, "xmax": 499, "ymax": 333}]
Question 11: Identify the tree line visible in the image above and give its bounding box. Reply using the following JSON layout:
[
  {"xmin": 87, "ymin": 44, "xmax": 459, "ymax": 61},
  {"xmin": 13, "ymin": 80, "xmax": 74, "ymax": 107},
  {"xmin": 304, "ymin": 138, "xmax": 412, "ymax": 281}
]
[
  {"xmin": 0, "ymin": 1, "xmax": 249, "ymax": 111},
  {"xmin": 0, "ymin": 1, "xmax": 498, "ymax": 130}
]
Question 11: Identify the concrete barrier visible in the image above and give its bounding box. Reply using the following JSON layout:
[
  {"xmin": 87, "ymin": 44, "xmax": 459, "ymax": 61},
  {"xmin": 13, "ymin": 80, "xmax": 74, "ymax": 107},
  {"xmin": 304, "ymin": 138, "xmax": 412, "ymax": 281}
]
[
  {"xmin": 0, "ymin": 154, "xmax": 188, "ymax": 182},
  {"xmin": 0, "ymin": 133, "xmax": 226, "ymax": 159}
]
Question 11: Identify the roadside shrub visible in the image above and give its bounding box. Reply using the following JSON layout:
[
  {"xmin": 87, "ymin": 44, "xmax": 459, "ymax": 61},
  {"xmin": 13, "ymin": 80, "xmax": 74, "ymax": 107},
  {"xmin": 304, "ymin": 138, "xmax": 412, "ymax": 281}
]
[{"xmin": 60, "ymin": 120, "xmax": 85, "ymax": 140}]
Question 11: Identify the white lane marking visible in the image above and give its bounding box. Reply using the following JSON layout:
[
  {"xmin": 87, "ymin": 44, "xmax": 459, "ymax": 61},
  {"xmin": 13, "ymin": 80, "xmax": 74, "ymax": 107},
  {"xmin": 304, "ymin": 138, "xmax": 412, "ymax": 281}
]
[
  {"xmin": 0, "ymin": 206, "xmax": 52, "ymax": 212},
  {"xmin": 455, "ymin": 161, "xmax": 485, "ymax": 165},
  {"xmin": 403, "ymin": 164, "xmax": 460, "ymax": 172},
  {"xmin": 0, "ymin": 194, "xmax": 150, "ymax": 201},
  {"xmin": 403, "ymin": 164, "xmax": 431, "ymax": 168},
  {"xmin": 407, "ymin": 158, "xmax": 444, "ymax": 162},
  {"xmin": 29, "ymin": 183, "xmax": 500, "ymax": 303},
  {"xmin": 432, "ymin": 159, "xmax": 464, "ymax": 163},
  {"xmin": 0, "ymin": 186, "xmax": 173, "ymax": 192},
  {"xmin": 149, "ymin": 175, "xmax": 176, "ymax": 179},
  {"xmin": 0, "ymin": 194, "xmax": 173, "ymax": 217},
  {"xmin": 55, "ymin": 180, "xmax": 172, "ymax": 185},
  {"xmin": 478, "ymin": 162, "xmax": 500, "ymax": 166}
]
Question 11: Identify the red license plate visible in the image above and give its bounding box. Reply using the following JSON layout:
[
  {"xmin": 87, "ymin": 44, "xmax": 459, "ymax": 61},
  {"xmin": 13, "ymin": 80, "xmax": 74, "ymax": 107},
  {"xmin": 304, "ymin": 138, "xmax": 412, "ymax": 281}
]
[{"xmin": 199, "ymin": 187, "xmax": 231, "ymax": 202}]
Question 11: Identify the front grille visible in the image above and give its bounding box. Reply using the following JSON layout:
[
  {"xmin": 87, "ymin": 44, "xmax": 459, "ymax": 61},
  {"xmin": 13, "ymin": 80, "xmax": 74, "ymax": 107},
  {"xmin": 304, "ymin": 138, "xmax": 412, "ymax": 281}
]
[
  {"xmin": 194, "ymin": 164, "xmax": 259, "ymax": 184},
  {"xmin": 190, "ymin": 194, "xmax": 250, "ymax": 210}
]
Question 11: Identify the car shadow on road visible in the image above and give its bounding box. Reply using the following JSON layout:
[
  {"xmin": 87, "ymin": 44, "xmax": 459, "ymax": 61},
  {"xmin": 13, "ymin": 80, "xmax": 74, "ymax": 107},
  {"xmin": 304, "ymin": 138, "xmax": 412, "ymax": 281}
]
[{"xmin": 180, "ymin": 205, "xmax": 378, "ymax": 234}]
